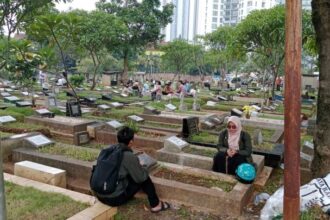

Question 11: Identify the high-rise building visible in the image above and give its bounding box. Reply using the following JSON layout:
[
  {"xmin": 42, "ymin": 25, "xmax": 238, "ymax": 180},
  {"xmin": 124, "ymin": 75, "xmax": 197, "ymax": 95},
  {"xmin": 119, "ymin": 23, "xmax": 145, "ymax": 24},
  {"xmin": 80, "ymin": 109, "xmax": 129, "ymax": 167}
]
[{"xmin": 238, "ymin": 0, "xmax": 279, "ymax": 22}]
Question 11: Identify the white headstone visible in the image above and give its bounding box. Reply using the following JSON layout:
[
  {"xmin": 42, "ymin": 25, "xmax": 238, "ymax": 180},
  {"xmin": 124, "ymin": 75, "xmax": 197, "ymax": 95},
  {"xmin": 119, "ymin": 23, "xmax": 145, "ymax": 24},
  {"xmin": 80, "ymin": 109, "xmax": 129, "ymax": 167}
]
[
  {"xmin": 121, "ymin": 93, "xmax": 128, "ymax": 97},
  {"xmin": 36, "ymin": 109, "xmax": 51, "ymax": 114},
  {"xmin": 10, "ymin": 133, "xmax": 30, "ymax": 139},
  {"xmin": 21, "ymin": 91, "xmax": 29, "ymax": 96},
  {"xmin": 0, "ymin": 115, "xmax": 16, "ymax": 123},
  {"xmin": 206, "ymin": 101, "xmax": 217, "ymax": 107},
  {"xmin": 4, "ymin": 96, "xmax": 20, "ymax": 102},
  {"xmin": 5, "ymin": 88, "xmax": 13, "ymax": 92},
  {"xmin": 106, "ymin": 120, "xmax": 124, "ymax": 130},
  {"xmin": 165, "ymin": 103, "xmax": 176, "ymax": 111},
  {"xmin": 16, "ymin": 101, "xmax": 32, "ymax": 107},
  {"xmin": 128, "ymin": 115, "xmax": 144, "ymax": 122},
  {"xmin": 25, "ymin": 135, "xmax": 53, "ymax": 148},
  {"xmin": 164, "ymin": 136, "xmax": 189, "ymax": 153},
  {"xmin": 98, "ymin": 104, "xmax": 111, "ymax": 110},
  {"xmin": 112, "ymin": 90, "xmax": 120, "ymax": 94},
  {"xmin": 0, "ymin": 92, "xmax": 11, "ymax": 97},
  {"xmin": 110, "ymin": 102, "xmax": 124, "ymax": 108},
  {"xmin": 33, "ymin": 94, "xmax": 39, "ymax": 98}
]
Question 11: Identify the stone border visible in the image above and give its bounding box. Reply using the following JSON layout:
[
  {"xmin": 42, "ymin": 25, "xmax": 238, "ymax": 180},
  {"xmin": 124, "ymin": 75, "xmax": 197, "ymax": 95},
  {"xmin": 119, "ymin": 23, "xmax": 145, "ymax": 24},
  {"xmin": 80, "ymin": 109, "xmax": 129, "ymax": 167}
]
[{"xmin": 4, "ymin": 173, "xmax": 117, "ymax": 220}]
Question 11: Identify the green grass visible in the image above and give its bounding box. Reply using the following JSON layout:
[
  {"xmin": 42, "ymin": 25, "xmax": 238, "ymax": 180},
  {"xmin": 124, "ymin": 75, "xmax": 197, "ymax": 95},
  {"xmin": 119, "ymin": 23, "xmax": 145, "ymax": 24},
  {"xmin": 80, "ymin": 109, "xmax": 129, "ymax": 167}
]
[
  {"xmin": 5, "ymin": 181, "xmax": 88, "ymax": 220},
  {"xmin": 0, "ymin": 131, "xmax": 13, "ymax": 138},
  {"xmin": 189, "ymin": 132, "xmax": 218, "ymax": 144},
  {"xmin": 3, "ymin": 121, "xmax": 46, "ymax": 130},
  {"xmin": 243, "ymin": 127, "xmax": 275, "ymax": 140},
  {"xmin": 258, "ymin": 168, "xmax": 283, "ymax": 195},
  {"xmin": 0, "ymin": 106, "xmax": 35, "ymax": 122},
  {"xmin": 38, "ymin": 143, "xmax": 100, "ymax": 161},
  {"xmin": 143, "ymin": 121, "xmax": 181, "ymax": 129}
]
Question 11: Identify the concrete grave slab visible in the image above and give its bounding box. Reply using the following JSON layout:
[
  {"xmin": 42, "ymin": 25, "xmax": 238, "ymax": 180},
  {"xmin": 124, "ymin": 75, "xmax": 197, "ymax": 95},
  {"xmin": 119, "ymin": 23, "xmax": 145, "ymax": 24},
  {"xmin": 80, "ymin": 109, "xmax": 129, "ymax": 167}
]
[
  {"xmin": 206, "ymin": 101, "xmax": 217, "ymax": 107},
  {"xmin": 0, "ymin": 115, "xmax": 16, "ymax": 123},
  {"xmin": 97, "ymin": 104, "xmax": 111, "ymax": 111},
  {"xmin": 87, "ymin": 122, "xmax": 106, "ymax": 138},
  {"xmin": 231, "ymin": 108, "xmax": 243, "ymax": 117},
  {"xmin": 128, "ymin": 115, "xmax": 144, "ymax": 123},
  {"xmin": 165, "ymin": 103, "xmax": 176, "ymax": 111},
  {"xmin": 143, "ymin": 106, "xmax": 160, "ymax": 115},
  {"xmin": 14, "ymin": 160, "xmax": 66, "ymax": 187},
  {"xmin": 201, "ymin": 120, "xmax": 215, "ymax": 129},
  {"xmin": 1, "ymin": 92, "xmax": 11, "ymax": 97},
  {"xmin": 35, "ymin": 108, "xmax": 54, "ymax": 118},
  {"xmin": 110, "ymin": 102, "xmax": 124, "ymax": 108},
  {"xmin": 25, "ymin": 134, "xmax": 54, "ymax": 148},
  {"xmin": 16, "ymin": 101, "xmax": 33, "ymax": 107},
  {"xmin": 21, "ymin": 91, "xmax": 29, "ymax": 96},
  {"xmin": 4, "ymin": 96, "xmax": 20, "ymax": 103},
  {"xmin": 164, "ymin": 136, "xmax": 189, "ymax": 153},
  {"xmin": 106, "ymin": 120, "xmax": 124, "ymax": 131},
  {"xmin": 138, "ymin": 153, "xmax": 157, "ymax": 171}
]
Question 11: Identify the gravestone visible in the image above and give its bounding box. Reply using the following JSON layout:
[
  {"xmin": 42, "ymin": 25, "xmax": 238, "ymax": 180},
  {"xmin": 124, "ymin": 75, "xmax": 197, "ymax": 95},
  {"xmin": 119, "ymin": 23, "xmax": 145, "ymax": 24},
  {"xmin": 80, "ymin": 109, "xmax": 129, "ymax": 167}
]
[
  {"xmin": 0, "ymin": 115, "xmax": 16, "ymax": 123},
  {"xmin": 128, "ymin": 115, "xmax": 144, "ymax": 123},
  {"xmin": 217, "ymin": 96, "xmax": 228, "ymax": 101},
  {"xmin": 182, "ymin": 117, "xmax": 199, "ymax": 138},
  {"xmin": 112, "ymin": 90, "xmax": 120, "ymax": 94},
  {"xmin": 106, "ymin": 120, "xmax": 124, "ymax": 131},
  {"xmin": 74, "ymin": 131, "xmax": 90, "ymax": 145},
  {"xmin": 35, "ymin": 108, "xmax": 55, "ymax": 118},
  {"xmin": 98, "ymin": 104, "xmax": 111, "ymax": 111},
  {"xmin": 102, "ymin": 94, "xmax": 112, "ymax": 100},
  {"xmin": 248, "ymin": 89, "xmax": 255, "ymax": 94},
  {"xmin": 253, "ymin": 129, "xmax": 263, "ymax": 145},
  {"xmin": 54, "ymin": 87, "xmax": 60, "ymax": 94},
  {"xmin": 0, "ymin": 92, "xmax": 11, "ymax": 97},
  {"xmin": 66, "ymin": 99, "xmax": 82, "ymax": 117},
  {"xmin": 5, "ymin": 88, "xmax": 13, "ymax": 92},
  {"xmin": 206, "ymin": 101, "xmax": 217, "ymax": 107},
  {"xmin": 137, "ymin": 153, "xmax": 157, "ymax": 171},
  {"xmin": 165, "ymin": 103, "xmax": 176, "ymax": 111},
  {"xmin": 4, "ymin": 96, "xmax": 20, "ymax": 103},
  {"xmin": 16, "ymin": 101, "xmax": 32, "ymax": 107},
  {"xmin": 110, "ymin": 102, "xmax": 124, "ymax": 109},
  {"xmin": 47, "ymin": 96, "xmax": 57, "ymax": 107},
  {"xmin": 164, "ymin": 136, "xmax": 189, "ymax": 153},
  {"xmin": 231, "ymin": 108, "xmax": 243, "ymax": 117},
  {"xmin": 300, "ymin": 152, "xmax": 313, "ymax": 169},
  {"xmin": 143, "ymin": 106, "xmax": 160, "ymax": 115},
  {"xmin": 192, "ymin": 94, "xmax": 200, "ymax": 111},
  {"xmin": 121, "ymin": 93, "xmax": 128, "ymax": 97},
  {"xmin": 269, "ymin": 106, "xmax": 276, "ymax": 111},
  {"xmin": 302, "ymin": 141, "xmax": 314, "ymax": 156},
  {"xmin": 21, "ymin": 91, "xmax": 29, "ymax": 96},
  {"xmin": 201, "ymin": 120, "xmax": 215, "ymax": 129},
  {"xmin": 25, "ymin": 134, "xmax": 54, "ymax": 148}
]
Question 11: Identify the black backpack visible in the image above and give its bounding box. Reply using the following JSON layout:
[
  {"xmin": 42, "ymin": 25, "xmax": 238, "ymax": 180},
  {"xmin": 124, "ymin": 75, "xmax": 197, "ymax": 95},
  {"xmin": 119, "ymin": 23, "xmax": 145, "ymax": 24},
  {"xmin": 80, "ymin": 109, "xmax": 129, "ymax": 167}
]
[{"xmin": 90, "ymin": 144, "xmax": 130, "ymax": 195}]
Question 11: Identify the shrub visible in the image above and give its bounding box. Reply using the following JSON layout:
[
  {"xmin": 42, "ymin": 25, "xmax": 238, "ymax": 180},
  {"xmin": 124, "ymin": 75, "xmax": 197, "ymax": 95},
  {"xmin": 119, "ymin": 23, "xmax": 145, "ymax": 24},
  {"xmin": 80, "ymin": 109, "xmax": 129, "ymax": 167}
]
[{"xmin": 69, "ymin": 74, "xmax": 85, "ymax": 87}]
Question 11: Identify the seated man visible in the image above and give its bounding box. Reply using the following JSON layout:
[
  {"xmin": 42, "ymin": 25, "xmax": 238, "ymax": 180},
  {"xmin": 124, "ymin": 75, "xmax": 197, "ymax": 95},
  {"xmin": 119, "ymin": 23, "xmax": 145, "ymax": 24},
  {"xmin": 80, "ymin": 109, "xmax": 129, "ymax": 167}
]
[{"xmin": 95, "ymin": 127, "xmax": 170, "ymax": 213}]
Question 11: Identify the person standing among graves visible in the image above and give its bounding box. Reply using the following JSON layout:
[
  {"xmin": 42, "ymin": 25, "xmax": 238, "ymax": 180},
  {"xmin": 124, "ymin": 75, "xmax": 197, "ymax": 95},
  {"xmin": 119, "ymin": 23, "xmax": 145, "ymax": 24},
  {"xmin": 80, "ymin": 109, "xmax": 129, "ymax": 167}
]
[
  {"xmin": 95, "ymin": 127, "xmax": 171, "ymax": 213},
  {"xmin": 212, "ymin": 116, "xmax": 253, "ymax": 175}
]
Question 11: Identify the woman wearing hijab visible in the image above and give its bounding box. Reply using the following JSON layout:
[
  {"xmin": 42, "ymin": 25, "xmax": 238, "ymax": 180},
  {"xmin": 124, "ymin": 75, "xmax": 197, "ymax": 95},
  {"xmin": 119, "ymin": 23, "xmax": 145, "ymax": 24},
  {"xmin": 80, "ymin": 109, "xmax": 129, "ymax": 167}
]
[{"xmin": 212, "ymin": 116, "xmax": 253, "ymax": 175}]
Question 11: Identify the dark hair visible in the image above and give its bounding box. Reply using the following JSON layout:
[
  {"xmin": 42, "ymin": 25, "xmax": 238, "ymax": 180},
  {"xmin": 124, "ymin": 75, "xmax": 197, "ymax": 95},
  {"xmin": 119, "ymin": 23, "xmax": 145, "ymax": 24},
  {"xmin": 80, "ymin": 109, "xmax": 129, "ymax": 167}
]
[{"xmin": 117, "ymin": 126, "xmax": 134, "ymax": 145}]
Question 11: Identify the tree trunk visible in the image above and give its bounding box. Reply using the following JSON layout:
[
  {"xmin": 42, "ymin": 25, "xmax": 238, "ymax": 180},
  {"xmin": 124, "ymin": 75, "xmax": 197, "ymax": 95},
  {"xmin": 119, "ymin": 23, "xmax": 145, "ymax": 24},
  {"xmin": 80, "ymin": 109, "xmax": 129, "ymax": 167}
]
[
  {"xmin": 311, "ymin": 0, "xmax": 330, "ymax": 177},
  {"xmin": 121, "ymin": 51, "xmax": 129, "ymax": 84}
]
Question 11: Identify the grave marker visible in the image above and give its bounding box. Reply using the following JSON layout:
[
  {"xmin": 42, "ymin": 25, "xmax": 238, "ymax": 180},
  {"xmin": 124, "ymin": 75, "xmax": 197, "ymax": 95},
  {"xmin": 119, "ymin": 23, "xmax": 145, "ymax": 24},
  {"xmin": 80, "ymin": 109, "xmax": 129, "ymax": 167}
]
[
  {"xmin": 0, "ymin": 92, "xmax": 11, "ymax": 97},
  {"xmin": 5, "ymin": 88, "xmax": 13, "ymax": 92},
  {"xmin": 66, "ymin": 99, "xmax": 82, "ymax": 117},
  {"xmin": 102, "ymin": 94, "xmax": 112, "ymax": 100},
  {"xmin": 25, "ymin": 134, "xmax": 54, "ymax": 148},
  {"xmin": 47, "ymin": 96, "xmax": 57, "ymax": 107},
  {"xmin": 4, "ymin": 96, "xmax": 20, "ymax": 103},
  {"xmin": 165, "ymin": 103, "xmax": 176, "ymax": 111},
  {"xmin": 137, "ymin": 153, "xmax": 157, "ymax": 170},
  {"xmin": 110, "ymin": 102, "xmax": 124, "ymax": 108},
  {"xmin": 128, "ymin": 115, "xmax": 144, "ymax": 123},
  {"xmin": 0, "ymin": 115, "xmax": 16, "ymax": 123},
  {"xmin": 143, "ymin": 106, "xmax": 160, "ymax": 115},
  {"xmin": 300, "ymin": 152, "xmax": 313, "ymax": 169},
  {"xmin": 182, "ymin": 117, "xmax": 199, "ymax": 138},
  {"xmin": 16, "ymin": 101, "xmax": 32, "ymax": 107},
  {"xmin": 21, "ymin": 91, "xmax": 29, "ymax": 96},
  {"xmin": 302, "ymin": 141, "xmax": 314, "ymax": 156},
  {"xmin": 231, "ymin": 108, "xmax": 243, "ymax": 117},
  {"xmin": 206, "ymin": 101, "xmax": 217, "ymax": 107},
  {"xmin": 74, "ymin": 131, "xmax": 90, "ymax": 145},
  {"xmin": 164, "ymin": 136, "xmax": 189, "ymax": 153},
  {"xmin": 98, "ymin": 104, "xmax": 111, "ymax": 111},
  {"xmin": 218, "ymin": 96, "xmax": 228, "ymax": 101},
  {"xmin": 201, "ymin": 120, "xmax": 215, "ymax": 129},
  {"xmin": 35, "ymin": 108, "xmax": 55, "ymax": 118},
  {"xmin": 106, "ymin": 120, "xmax": 124, "ymax": 131},
  {"xmin": 253, "ymin": 129, "xmax": 263, "ymax": 145}
]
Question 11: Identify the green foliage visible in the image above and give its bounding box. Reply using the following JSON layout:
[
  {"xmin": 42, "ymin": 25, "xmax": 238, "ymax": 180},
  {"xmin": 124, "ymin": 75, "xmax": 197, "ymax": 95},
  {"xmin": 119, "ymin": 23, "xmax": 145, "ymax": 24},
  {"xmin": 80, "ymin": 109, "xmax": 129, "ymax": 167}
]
[
  {"xmin": 0, "ymin": 106, "xmax": 35, "ymax": 122},
  {"xmin": 69, "ymin": 74, "xmax": 85, "ymax": 87},
  {"xmin": 126, "ymin": 120, "xmax": 140, "ymax": 133}
]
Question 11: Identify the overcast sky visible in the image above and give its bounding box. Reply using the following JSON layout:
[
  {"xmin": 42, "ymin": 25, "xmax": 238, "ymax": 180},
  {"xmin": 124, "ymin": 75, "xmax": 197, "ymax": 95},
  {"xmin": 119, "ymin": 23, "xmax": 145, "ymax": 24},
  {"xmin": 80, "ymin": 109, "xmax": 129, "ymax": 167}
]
[{"xmin": 55, "ymin": 0, "xmax": 98, "ymax": 11}]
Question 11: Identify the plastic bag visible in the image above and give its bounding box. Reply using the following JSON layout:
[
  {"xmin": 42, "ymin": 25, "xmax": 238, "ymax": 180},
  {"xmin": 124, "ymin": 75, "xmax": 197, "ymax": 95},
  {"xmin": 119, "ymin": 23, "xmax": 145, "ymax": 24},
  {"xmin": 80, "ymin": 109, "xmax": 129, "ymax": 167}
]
[{"xmin": 260, "ymin": 173, "xmax": 330, "ymax": 220}]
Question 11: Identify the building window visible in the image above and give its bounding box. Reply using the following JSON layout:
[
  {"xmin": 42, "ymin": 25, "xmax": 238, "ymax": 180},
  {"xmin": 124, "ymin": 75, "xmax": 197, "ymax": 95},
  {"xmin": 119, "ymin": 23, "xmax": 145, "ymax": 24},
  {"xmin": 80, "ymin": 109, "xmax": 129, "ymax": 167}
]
[
  {"xmin": 220, "ymin": 18, "xmax": 223, "ymax": 22},
  {"xmin": 212, "ymin": 17, "xmax": 217, "ymax": 22},
  {"xmin": 262, "ymin": 2, "xmax": 265, "ymax": 7},
  {"xmin": 255, "ymin": 1, "xmax": 257, "ymax": 6},
  {"xmin": 213, "ymin": 4, "xmax": 218, "ymax": 9},
  {"xmin": 212, "ymin": 24, "xmax": 217, "ymax": 29},
  {"xmin": 213, "ymin": 11, "xmax": 218, "ymax": 16},
  {"xmin": 247, "ymin": 1, "xmax": 252, "ymax": 6}
]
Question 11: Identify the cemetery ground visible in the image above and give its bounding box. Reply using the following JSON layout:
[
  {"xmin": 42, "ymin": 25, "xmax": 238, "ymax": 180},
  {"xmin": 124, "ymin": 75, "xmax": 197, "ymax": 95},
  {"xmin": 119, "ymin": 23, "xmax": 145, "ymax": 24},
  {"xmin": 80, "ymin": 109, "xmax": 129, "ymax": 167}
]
[{"xmin": 0, "ymin": 83, "xmax": 323, "ymax": 219}]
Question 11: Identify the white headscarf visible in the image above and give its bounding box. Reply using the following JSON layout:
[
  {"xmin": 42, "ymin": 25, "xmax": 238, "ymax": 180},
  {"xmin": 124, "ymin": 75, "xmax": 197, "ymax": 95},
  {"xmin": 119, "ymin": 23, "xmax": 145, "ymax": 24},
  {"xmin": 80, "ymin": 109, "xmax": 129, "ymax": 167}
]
[{"xmin": 227, "ymin": 116, "xmax": 242, "ymax": 150}]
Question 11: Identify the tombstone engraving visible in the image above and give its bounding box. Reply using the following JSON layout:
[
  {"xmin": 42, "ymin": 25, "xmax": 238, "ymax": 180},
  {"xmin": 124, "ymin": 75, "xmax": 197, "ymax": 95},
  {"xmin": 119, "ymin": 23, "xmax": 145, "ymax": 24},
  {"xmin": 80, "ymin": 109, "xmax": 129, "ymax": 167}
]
[
  {"xmin": 165, "ymin": 103, "xmax": 176, "ymax": 111},
  {"xmin": 231, "ymin": 108, "xmax": 243, "ymax": 117},
  {"xmin": 164, "ymin": 136, "xmax": 189, "ymax": 153},
  {"xmin": 0, "ymin": 115, "xmax": 16, "ymax": 123},
  {"xmin": 182, "ymin": 117, "xmax": 199, "ymax": 138},
  {"xmin": 143, "ymin": 106, "xmax": 160, "ymax": 115},
  {"xmin": 16, "ymin": 101, "xmax": 32, "ymax": 107},
  {"xmin": 137, "ymin": 153, "xmax": 157, "ymax": 170},
  {"xmin": 107, "ymin": 120, "xmax": 124, "ymax": 131},
  {"xmin": 253, "ymin": 129, "xmax": 263, "ymax": 145},
  {"xmin": 25, "ymin": 135, "xmax": 54, "ymax": 148},
  {"xmin": 128, "ymin": 115, "xmax": 144, "ymax": 123},
  {"xmin": 206, "ymin": 101, "xmax": 217, "ymax": 107}
]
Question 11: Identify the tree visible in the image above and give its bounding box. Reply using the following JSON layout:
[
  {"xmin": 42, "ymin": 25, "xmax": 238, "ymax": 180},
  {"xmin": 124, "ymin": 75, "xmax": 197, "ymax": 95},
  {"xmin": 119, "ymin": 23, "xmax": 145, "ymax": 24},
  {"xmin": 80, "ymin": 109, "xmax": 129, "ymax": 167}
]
[
  {"xmin": 97, "ymin": 0, "xmax": 173, "ymax": 82},
  {"xmin": 235, "ymin": 6, "xmax": 314, "ymax": 98},
  {"xmin": 77, "ymin": 10, "xmax": 125, "ymax": 90},
  {"xmin": 160, "ymin": 39, "xmax": 194, "ymax": 79},
  {"xmin": 311, "ymin": 0, "xmax": 330, "ymax": 177}
]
